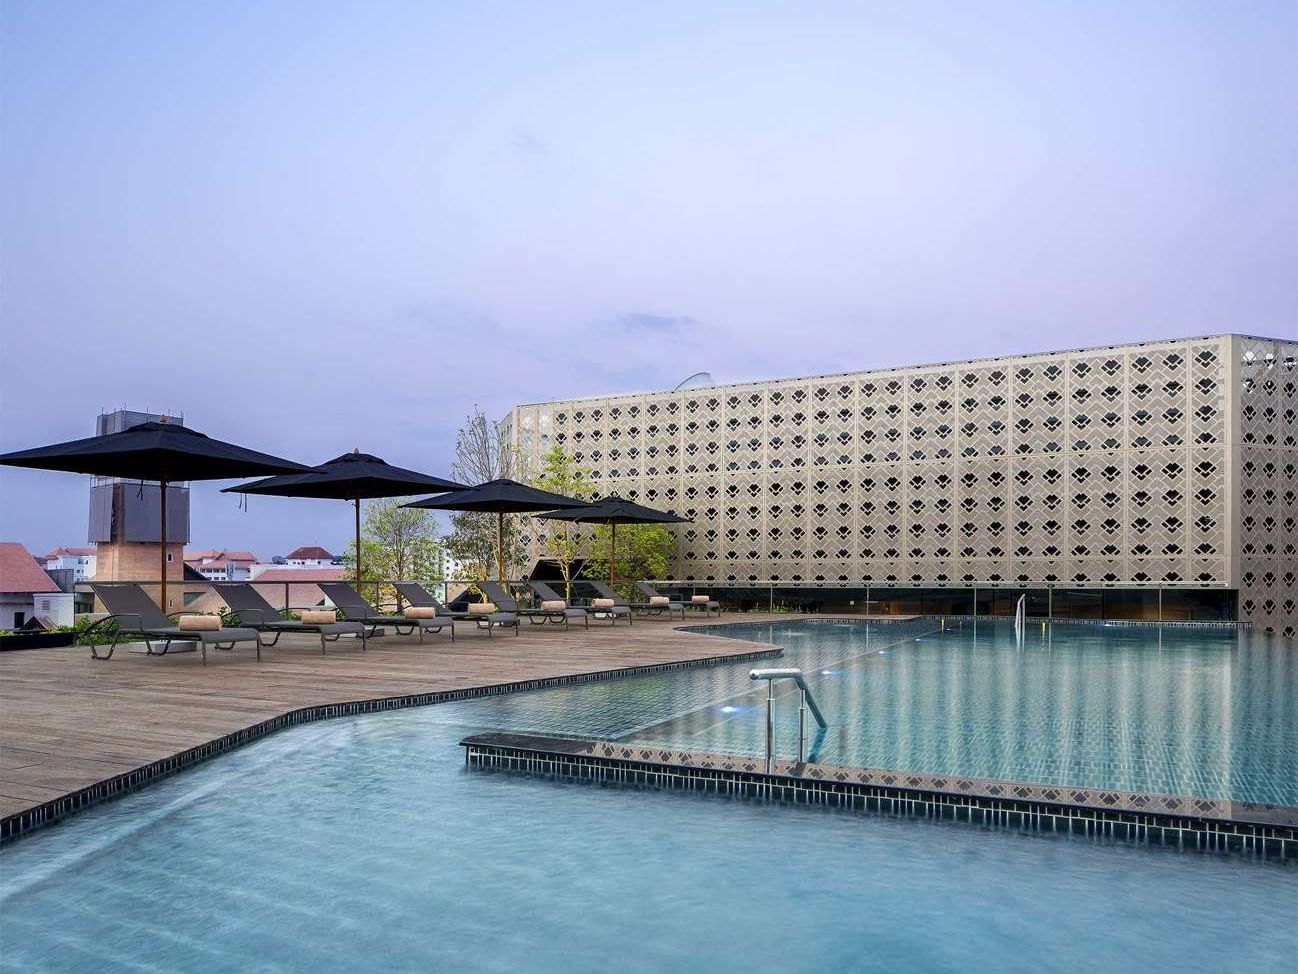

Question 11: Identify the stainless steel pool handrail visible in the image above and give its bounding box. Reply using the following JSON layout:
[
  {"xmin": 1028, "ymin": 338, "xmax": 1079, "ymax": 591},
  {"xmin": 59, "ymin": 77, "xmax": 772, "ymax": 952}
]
[{"xmin": 749, "ymin": 667, "xmax": 828, "ymax": 772}]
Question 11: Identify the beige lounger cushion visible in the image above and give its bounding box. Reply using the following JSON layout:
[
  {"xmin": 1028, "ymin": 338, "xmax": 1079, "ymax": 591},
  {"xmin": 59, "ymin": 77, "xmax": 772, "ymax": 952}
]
[
  {"xmin": 404, "ymin": 606, "xmax": 438, "ymax": 618},
  {"xmin": 301, "ymin": 610, "xmax": 337, "ymax": 624},
  {"xmin": 592, "ymin": 598, "xmax": 616, "ymax": 609},
  {"xmin": 691, "ymin": 595, "xmax": 711, "ymax": 604},
  {"xmin": 468, "ymin": 602, "xmax": 498, "ymax": 615},
  {"xmin": 540, "ymin": 600, "xmax": 567, "ymax": 611},
  {"xmin": 649, "ymin": 596, "xmax": 671, "ymax": 606},
  {"xmin": 178, "ymin": 614, "xmax": 220, "ymax": 631}
]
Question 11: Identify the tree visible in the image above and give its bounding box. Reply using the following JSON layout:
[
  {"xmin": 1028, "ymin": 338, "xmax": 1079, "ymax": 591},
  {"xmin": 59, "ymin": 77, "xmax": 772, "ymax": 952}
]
[
  {"xmin": 443, "ymin": 406, "xmax": 525, "ymax": 580},
  {"xmin": 584, "ymin": 522, "xmax": 674, "ymax": 598},
  {"xmin": 531, "ymin": 444, "xmax": 594, "ymax": 599},
  {"xmin": 342, "ymin": 497, "xmax": 443, "ymax": 606}
]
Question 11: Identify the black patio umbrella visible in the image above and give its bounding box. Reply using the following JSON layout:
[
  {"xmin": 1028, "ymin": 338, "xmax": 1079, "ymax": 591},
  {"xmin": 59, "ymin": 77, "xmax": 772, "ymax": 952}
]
[
  {"xmin": 0, "ymin": 420, "xmax": 310, "ymax": 614},
  {"xmin": 537, "ymin": 495, "xmax": 691, "ymax": 584},
  {"xmin": 223, "ymin": 450, "xmax": 465, "ymax": 583},
  {"xmin": 404, "ymin": 479, "xmax": 589, "ymax": 582}
]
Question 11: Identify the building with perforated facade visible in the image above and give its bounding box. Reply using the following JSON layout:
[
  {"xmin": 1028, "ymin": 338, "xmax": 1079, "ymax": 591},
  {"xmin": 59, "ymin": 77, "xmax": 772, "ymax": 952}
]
[{"xmin": 507, "ymin": 335, "xmax": 1295, "ymax": 637}]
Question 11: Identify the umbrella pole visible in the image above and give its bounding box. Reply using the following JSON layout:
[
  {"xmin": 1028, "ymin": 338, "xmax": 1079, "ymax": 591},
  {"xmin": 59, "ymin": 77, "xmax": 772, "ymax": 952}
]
[
  {"xmin": 160, "ymin": 478, "xmax": 168, "ymax": 615},
  {"xmin": 355, "ymin": 497, "xmax": 362, "ymax": 589},
  {"xmin": 609, "ymin": 521, "xmax": 616, "ymax": 586},
  {"xmin": 497, "ymin": 511, "xmax": 506, "ymax": 581}
]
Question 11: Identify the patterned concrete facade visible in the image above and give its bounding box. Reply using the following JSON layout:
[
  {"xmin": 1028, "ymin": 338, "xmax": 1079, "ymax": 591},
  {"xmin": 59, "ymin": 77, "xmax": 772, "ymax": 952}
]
[{"xmin": 508, "ymin": 335, "xmax": 1296, "ymax": 636}]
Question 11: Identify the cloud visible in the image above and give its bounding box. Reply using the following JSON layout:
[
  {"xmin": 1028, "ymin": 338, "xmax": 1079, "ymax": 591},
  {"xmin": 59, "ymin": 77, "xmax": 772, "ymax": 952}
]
[
  {"xmin": 509, "ymin": 128, "xmax": 550, "ymax": 157},
  {"xmin": 605, "ymin": 313, "xmax": 699, "ymax": 335}
]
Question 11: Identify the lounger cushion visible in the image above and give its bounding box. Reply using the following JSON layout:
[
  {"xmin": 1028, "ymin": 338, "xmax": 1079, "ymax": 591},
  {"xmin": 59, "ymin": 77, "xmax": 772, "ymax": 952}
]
[
  {"xmin": 592, "ymin": 598, "xmax": 616, "ymax": 609},
  {"xmin": 541, "ymin": 599, "xmax": 567, "ymax": 611},
  {"xmin": 691, "ymin": 595, "xmax": 711, "ymax": 604},
  {"xmin": 404, "ymin": 606, "xmax": 438, "ymax": 618},
  {"xmin": 301, "ymin": 610, "xmax": 337, "ymax": 624},
  {"xmin": 178, "ymin": 614, "xmax": 220, "ymax": 631},
  {"xmin": 650, "ymin": 596, "xmax": 671, "ymax": 606},
  {"xmin": 468, "ymin": 602, "xmax": 498, "ymax": 615}
]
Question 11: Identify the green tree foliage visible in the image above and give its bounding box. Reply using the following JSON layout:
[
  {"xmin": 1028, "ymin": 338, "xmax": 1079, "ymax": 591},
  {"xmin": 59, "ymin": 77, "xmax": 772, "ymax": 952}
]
[
  {"xmin": 444, "ymin": 406, "xmax": 525, "ymax": 580},
  {"xmin": 341, "ymin": 496, "xmax": 444, "ymax": 606},
  {"xmin": 531, "ymin": 444, "xmax": 594, "ymax": 599},
  {"xmin": 584, "ymin": 522, "xmax": 674, "ymax": 598}
]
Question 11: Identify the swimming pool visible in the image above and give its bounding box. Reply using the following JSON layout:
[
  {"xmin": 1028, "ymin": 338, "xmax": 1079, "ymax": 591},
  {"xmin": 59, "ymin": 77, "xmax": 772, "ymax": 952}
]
[
  {"xmin": 2, "ymin": 620, "xmax": 1294, "ymax": 972},
  {"xmin": 634, "ymin": 619, "xmax": 1298, "ymax": 805}
]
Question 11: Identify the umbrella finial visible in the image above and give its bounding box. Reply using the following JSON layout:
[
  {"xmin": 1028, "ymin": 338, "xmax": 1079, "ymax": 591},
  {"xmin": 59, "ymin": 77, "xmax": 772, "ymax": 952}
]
[{"xmin": 353, "ymin": 447, "xmax": 360, "ymax": 454}]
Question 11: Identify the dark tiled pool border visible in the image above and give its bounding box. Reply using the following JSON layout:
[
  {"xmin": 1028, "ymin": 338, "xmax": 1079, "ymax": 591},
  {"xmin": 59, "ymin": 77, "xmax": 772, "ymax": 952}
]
[
  {"xmin": 461, "ymin": 733, "xmax": 1298, "ymax": 860},
  {"xmin": 0, "ymin": 646, "xmax": 781, "ymax": 846}
]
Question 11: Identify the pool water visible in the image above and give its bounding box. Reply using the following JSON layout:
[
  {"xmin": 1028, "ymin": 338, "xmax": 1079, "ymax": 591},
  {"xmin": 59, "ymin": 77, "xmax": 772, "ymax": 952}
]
[
  {"xmin": 635, "ymin": 620, "xmax": 1298, "ymax": 805},
  {"xmin": 2, "ymin": 620, "xmax": 1294, "ymax": 972},
  {"xmin": 2, "ymin": 705, "xmax": 1295, "ymax": 973}
]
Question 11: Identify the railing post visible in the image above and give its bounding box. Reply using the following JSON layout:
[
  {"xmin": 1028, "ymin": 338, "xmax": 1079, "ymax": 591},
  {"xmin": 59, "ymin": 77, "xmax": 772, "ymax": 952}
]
[
  {"xmin": 765, "ymin": 679, "xmax": 776, "ymax": 774},
  {"xmin": 797, "ymin": 686, "xmax": 808, "ymax": 763}
]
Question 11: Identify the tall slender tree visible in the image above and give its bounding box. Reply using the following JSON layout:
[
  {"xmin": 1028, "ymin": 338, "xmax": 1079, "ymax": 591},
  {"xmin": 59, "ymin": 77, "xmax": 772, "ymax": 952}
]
[
  {"xmin": 341, "ymin": 496, "xmax": 444, "ymax": 607},
  {"xmin": 444, "ymin": 406, "xmax": 525, "ymax": 580},
  {"xmin": 531, "ymin": 444, "xmax": 594, "ymax": 599}
]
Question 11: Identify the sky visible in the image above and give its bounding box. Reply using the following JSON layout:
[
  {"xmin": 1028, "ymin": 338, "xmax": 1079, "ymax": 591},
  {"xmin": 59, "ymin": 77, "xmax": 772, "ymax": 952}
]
[{"xmin": 1, "ymin": 0, "xmax": 1295, "ymax": 558}]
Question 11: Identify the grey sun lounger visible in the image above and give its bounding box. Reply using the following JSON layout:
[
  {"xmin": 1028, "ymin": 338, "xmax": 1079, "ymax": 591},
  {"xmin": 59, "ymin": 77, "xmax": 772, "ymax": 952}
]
[
  {"xmin": 213, "ymin": 583, "xmax": 367, "ymax": 654},
  {"xmin": 632, "ymin": 581, "xmax": 686, "ymax": 619},
  {"xmin": 464, "ymin": 582, "xmax": 522, "ymax": 636},
  {"xmin": 583, "ymin": 581, "xmax": 635, "ymax": 625},
  {"xmin": 87, "ymin": 582, "xmax": 261, "ymax": 663},
  {"xmin": 318, "ymin": 582, "xmax": 455, "ymax": 643},
  {"xmin": 393, "ymin": 581, "xmax": 468, "ymax": 619},
  {"xmin": 525, "ymin": 581, "xmax": 590, "ymax": 629}
]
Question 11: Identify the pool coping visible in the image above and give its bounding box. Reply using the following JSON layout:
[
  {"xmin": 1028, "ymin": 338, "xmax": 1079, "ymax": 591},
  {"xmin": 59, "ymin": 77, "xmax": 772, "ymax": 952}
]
[
  {"xmin": 460, "ymin": 733, "xmax": 1298, "ymax": 859},
  {"xmin": 0, "ymin": 645, "xmax": 782, "ymax": 846}
]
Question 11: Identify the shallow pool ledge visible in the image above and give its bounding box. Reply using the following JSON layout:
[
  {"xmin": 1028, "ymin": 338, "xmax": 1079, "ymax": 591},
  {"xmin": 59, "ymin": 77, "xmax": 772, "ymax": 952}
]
[{"xmin": 461, "ymin": 732, "xmax": 1298, "ymax": 860}]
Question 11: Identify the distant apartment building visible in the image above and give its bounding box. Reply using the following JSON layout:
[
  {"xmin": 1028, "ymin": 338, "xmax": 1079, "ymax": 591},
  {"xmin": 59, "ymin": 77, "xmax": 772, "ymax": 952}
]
[
  {"xmin": 284, "ymin": 546, "xmax": 335, "ymax": 568},
  {"xmin": 0, "ymin": 542, "xmax": 75, "ymax": 628},
  {"xmin": 184, "ymin": 549, "xmax": 258, "ymax": 582},
  {"xmin": 43, "ymin": 546, "xmax": 96, "ymax": 581},
  {"xmin": 507, "ymin": 334, "xmax": 1296, "ymax": 637}
]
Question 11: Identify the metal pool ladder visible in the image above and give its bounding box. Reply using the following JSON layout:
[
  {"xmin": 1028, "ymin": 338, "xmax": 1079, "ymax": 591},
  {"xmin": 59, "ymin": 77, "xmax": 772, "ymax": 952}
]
[{"xmin": 749, "ymin": 668, "xmax": 829, "ymax": 772}]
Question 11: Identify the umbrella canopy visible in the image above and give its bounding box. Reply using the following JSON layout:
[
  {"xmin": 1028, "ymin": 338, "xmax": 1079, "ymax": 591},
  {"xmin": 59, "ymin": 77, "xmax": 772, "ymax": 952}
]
[
  {"xmin": 0, "ymin": 420, "xmax": 309, "ymax": 614},
  {"xmin": 223, "ymin": 451, "xmax": 465, "ymax": 582},
  {"xmin": 537, "ymin": 495, "xmax": 690, "ymax": 527},
  {"xmin": 537, "ymin": 495, "xmax": 690, "ymax": 584},
  {"xmin": 405, "ymin": 479, "xmax": 589, "ymax": 581}
]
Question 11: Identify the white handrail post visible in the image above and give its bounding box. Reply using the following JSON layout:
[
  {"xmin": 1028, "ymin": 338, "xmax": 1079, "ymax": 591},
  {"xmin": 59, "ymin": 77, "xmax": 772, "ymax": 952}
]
[{"xmin": 764, "ymin": 679, "xmax": 776, "ymax": 773}]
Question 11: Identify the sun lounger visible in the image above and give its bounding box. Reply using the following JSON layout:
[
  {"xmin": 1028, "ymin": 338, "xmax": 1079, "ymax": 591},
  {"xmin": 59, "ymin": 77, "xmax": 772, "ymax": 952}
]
[
  {"xmin": 582, "ymin": 581, "xmax": 635, "ymax": 625},
  {"xmin": 632, "ymin": 581, "xmax": 687, "ymax": 619},
  {"xmin": 393, "ymin": 581, "xmax": 468, "ymax": 619},
  {"xmin": 462, "ymin": 582, "xmax": 521, "ymax": 636},
  {"xmin": 525, "ymin": 581, "xmax": 590, "ymax": 629},
  {"xmin": 87, "ymin": 582, "xmax": 261, "ymax": 663},
  {"xmin": 318, "ymin": 582, "xmax": 455, "ymax": 643},
  {"xmin": 213, "ymin": 583, "xmax": 367, "ymax": 653}
]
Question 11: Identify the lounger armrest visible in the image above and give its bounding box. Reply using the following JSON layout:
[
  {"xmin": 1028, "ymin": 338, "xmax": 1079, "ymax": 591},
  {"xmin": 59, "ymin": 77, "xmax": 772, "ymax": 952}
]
[{"xmin": 88, "ymin": 612, "xmax": 142, "ymax": 632}]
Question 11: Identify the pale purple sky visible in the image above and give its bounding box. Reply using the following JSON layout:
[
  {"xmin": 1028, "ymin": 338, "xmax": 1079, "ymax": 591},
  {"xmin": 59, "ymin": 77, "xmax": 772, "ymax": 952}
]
[{"xmin": 1, "ymin": 1, "xmax": 1294, "ymax": 557}]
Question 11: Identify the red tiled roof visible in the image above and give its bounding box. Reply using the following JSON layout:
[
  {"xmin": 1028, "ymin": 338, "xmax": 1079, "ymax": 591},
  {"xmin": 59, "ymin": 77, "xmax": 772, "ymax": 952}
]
[
  {"xmin": 251, "ymin": 567, "xmax": 346, "ymax": 582},
  {"xmin": 0, "ymin": 542, "xmax": 60, "ymax": 594},
  {"xmin": 184, "ymin": 549, "xmax": 258, "ymax": 565},
  {"xmin": 43, "ymin": 546, "xmax": 96, "ymax": 558},
  {"xmin": 286, "ymin": 546, "xmax": 334, "ymax": 560}
]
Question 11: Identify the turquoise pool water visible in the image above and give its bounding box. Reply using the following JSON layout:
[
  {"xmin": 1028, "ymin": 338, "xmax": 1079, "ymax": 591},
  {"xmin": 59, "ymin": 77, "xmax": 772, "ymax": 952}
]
[
  {"xmin": 2, "ymin": 620, "xmax": 1294, "ymax": 972},
  {"xmin": 636, "ymin": 620, "xmax": 1298, "ymax": 805},
  {"xmin": 2, "ymin": 701, "xmax": 1294, "ymax": 973}
]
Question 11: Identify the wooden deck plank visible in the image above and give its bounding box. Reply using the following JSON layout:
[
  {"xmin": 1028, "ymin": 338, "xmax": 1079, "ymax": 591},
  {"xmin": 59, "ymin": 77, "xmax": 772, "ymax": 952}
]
[{"xmin": 0, "ymin": 613, "xmax": 808, "ymax": 822}]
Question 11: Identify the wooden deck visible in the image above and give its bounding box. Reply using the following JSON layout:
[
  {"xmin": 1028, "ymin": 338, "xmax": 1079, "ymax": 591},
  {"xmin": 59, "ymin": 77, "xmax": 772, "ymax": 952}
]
[{"xmin": 0, "ymin": 613, "xmax": 808, "ymax": 826}]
